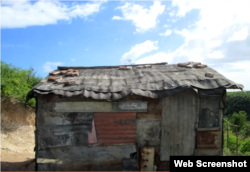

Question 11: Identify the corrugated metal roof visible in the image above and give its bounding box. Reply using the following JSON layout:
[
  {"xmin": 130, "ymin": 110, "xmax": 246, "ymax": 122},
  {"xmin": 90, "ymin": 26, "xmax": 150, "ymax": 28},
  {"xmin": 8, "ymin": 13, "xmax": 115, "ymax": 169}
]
[{"xmin": 27, "ymin": 62, "xmax": 243, "ymax": 101}]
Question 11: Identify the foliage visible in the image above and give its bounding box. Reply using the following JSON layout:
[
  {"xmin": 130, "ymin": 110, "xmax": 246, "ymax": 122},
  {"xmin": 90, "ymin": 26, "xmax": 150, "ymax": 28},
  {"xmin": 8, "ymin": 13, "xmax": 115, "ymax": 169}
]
[
  {"xmin": 223, "ymin": 148, "xmax": 237, "ymax": 156},
  {"xmin": 228, "ymin": 134, "xmax": 237, "ymax": 152},
  {"xmin": 239, "ymin": 138, "xmax": 250, "ymax": 154},
  {"xmin": 223, "ymin": 111, "xmax": 250, "ymax": 156},
  {"xmin": 1, "ymin": 61, "xmax": 42, "ymax": 108},
  {"xmin": 230, "ymin": 111, "xmax": 247, "ymax": 132},
  {"xmin": 225, "ymin": 91, "xmax": 250, "ymax": 120},
  {"xmin": 243, "ymin": 152, "xmax": 250, "ymax": 156}
]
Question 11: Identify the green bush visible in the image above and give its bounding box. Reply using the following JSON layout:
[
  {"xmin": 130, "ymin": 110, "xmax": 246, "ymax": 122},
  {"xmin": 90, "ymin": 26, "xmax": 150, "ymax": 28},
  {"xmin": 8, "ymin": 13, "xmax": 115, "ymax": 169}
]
[
  {"xmin": 239, "ymin": 138, "xmax": 250, "ymax": 154},
  {"xmin": 1, "ymin": 61, "xmax": 42, "ymax": 108},
  {"xmin": 239, "ymin": 121, "xmax": 250, "ymax": 139},
  {"xmin": 244, "ymin": 152, "xmax": 250, "ymax": 156},
  {"xmin": 225, "ymin": 91, "xmax": 250, "ymax": 120},
  {"xmin": 230, "ymin": 111, "xmax": 247, "ymax": 132},
  {"xmin": 228, "ymin": 134, "xmax": 237, "ymax": 152}
]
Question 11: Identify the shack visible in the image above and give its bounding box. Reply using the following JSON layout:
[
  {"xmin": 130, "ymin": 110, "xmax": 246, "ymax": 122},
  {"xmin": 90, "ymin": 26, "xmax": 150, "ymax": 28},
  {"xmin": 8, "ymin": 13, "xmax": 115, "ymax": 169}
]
[{"xmin": 26, "ymin": 62, "xmax": 243, "ymax": 171}]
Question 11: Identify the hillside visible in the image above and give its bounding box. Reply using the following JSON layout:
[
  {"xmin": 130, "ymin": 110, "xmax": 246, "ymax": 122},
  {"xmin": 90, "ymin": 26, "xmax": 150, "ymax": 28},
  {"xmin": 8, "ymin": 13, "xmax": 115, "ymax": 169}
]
[{"xmin": 1, "ymin": 98, "xmax": 36, "ymax": 170}]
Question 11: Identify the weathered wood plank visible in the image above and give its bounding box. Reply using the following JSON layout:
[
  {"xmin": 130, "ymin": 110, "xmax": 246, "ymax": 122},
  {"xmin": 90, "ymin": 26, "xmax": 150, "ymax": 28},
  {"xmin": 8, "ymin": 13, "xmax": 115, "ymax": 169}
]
[
  {"xmin": 196, "ymin": 130, "xmax": 221, "ymax": 149},
  {"xmin": 197, "ymin": 127, "xmax": 220, "ymax": 131},
  {"xmin": 54, "ymin": 101, "xmax": 147, "ymax": 112},
  {"xmin": 37, "ymin": 158, "xmax": 62, "ymax": 164},
  {"xmin": 160, "ymin": 89, "xmax": 199, "ymax": 161},
  {"xmin": 37, "ymin": 112, "xmax": 94, "ymax": 126},
  {"xmin": 137, "ymin": 99, "xmax": 162, "ymax": 119},
  {"xmin": 37, "ymin": 144, "xmax": 136, "ymax": 165},
  {"xmin": 194, "ymin": 149, "xmax": 222, "ymax": 156},
  {"xmin": 136, "ymin": 119, "xmax": 161, "ymax": 147},
  {"xmin": 113, "ymin": 101, "xmax": 147, "ymax": 112},
  {"xmin": 37, "ymin": 124, "xmax": 92, "ymax": 149},
  {"xmin": 37, "ymin": 161, "xmax": 123, "ymax": 171}
]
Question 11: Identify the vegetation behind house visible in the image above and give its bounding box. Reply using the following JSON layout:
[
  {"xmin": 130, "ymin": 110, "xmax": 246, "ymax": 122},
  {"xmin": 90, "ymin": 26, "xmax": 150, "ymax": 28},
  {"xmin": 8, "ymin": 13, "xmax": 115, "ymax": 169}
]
[{"xmin": 1, "ymin": 61, "xmax": 42, "ymax": 108}]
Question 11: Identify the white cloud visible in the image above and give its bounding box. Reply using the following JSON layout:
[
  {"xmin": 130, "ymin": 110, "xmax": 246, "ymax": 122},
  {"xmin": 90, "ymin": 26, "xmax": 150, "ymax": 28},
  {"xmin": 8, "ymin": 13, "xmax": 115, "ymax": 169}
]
[
  {"xmin": 71, "ymin": 58, "xmax": 76, "ymax": 61},
  {"xmin": 212, "ymin": 61, "xmax": 250, "ymax": 90},
  {"xmin": 169, "ymin": 10, "xmax": 175, "ymax": 17},
  {"xmin": 112, "ymin": 1, "xmax": 165, "ymax": 33},
  {"xmin": 43, "ymin": 62, "xmax": 62, "ymax": 72},
  {"xmin": 227, "ymin": 27, "xmax": 249, "ymax": 42},
  {"xmin": 159, "ymin": 29, "xmax": 172, "ymax": 36},
  {"xmin": 1, "ymin": 0, "xmax": 105, "ymax": 28},
  {"xmin": 169, "ymin": 0, "xmax": 250, "ymax": 64},
  {"xmin": 112, "ymin": 16, "xmax": 122, "ymax": 20},
  {"xmin": 163, "ymin": 24, "xmax": 170, "ymax": 28},
  {"xmin": 135, "ymin": 0, "xmax": 250, "ymax": 90},
  {"xmin": 208, "ymin": 50, "xmax": 224, "ymax": 59},
  {"xmin": 120, "ymin": 40, "xmax": 158, "ymax": 64}
]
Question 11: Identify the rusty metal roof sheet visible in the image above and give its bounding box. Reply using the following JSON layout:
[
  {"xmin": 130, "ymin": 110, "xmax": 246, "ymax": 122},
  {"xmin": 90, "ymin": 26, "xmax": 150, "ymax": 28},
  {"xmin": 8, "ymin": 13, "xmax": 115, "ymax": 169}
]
[
  {"xmin": 94, "ymin": 112, "xmax": 136, "ymax": 145},
  {"xmin": 28, "ymin": 62, "xmax": 243, "ymax": 100}
]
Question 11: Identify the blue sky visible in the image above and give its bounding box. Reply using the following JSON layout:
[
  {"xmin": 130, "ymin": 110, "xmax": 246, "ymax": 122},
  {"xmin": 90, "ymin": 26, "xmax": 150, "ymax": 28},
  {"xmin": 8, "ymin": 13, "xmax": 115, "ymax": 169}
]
[{"xmin": 1, "ymin": 0, "xmax": 250, "ymax": 90}]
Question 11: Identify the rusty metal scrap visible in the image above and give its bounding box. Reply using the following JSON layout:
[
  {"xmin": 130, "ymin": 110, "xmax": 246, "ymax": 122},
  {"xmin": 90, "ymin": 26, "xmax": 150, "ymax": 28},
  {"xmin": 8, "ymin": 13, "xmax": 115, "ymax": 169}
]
[
  {"xmin": 60, "ymin": 70, "xmax": 68, "ymax": 74},
  {"xmin": 177, "ymin": 62, "xmax": 190, "ymax": 67},
  {"xmin": 186, "ymin": 64, "xmax": 193, "ymax": 68},
  {"xmin": 55, "ymin": 79, "xmax": 75, "ymax": 85},
  {"xmin": 65, "ymin": 69, "xmax": 79, "ymax": 76},
  {"xmin": 118, "ymin": 66, "xmax": 132, "ymax": 70},
  {"xmin": 49, "ymin": 71, "xmax": 61, "ymax": 75},
  {"xmin": 93, "ymin": 112, "xmax": 136, "ymax": 145},
  {"xmin": 196, "ymin": 130, "xmax": 221, "ymax": 149},
  {"xmin": 136, "ymin": 65, "xmax": 144, "ymax": 68},
  {"xmin": 178, "ymin": 61, "xmax": 207, "ymax": 69},
  {"xmin": 194, "ymin": 64, "xmax": 207, "ymax": 68},
  {"xmin": 205, "ymin": 72, "xmax": 214, "ymax": 78},
  {"xmin": 48, "ymin": 76, "xmax": 62, "ymax": 81},
  {"xmin": 49, "ymin": 69, "xmax": 79, "ymax": 77},
  {"xmin": 144, "ymin": 65, "xmax": 152, "ymax": 68}
]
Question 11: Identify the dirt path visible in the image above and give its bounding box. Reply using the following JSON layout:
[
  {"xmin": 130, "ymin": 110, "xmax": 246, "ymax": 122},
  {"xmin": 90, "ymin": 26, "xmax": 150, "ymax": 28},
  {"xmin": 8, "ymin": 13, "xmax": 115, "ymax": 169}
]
[
  {"xmin": 1, "ymin": 98, "xmax": 36, "ymax": 171},
  {"xmin": 1, "ymin": 150, "xmax": 35, "ymax": 171}
]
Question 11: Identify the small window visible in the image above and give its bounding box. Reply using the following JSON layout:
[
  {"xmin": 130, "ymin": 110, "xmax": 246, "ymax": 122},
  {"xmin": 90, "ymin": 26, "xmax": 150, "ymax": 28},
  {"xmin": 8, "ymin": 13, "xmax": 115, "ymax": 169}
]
[
  {"xmin": 198, "ymin": 96, "xmax": 220, "ymax": 128},
  {"xmin": 199, "ymin": 108, "xmax": 219, "ymax": 128}
]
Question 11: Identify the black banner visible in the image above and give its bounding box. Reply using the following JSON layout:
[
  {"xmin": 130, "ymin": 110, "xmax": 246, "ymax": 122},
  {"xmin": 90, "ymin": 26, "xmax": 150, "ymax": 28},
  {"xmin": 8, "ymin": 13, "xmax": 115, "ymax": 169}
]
[{"xmin": 170, "ymin": 156, "xmax": 250, "ymax": 172}]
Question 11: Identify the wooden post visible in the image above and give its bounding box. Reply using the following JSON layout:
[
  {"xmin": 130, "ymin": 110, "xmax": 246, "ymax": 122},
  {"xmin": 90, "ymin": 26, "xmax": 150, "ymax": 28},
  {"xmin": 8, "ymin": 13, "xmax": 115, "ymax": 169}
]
[
  {"xmin": 223, "ymin": 119, "xmax": 240, "ymax": 155},
  {"xmin": 227, "ymin": 122, "xmax": 229, "ymax": 149},
  {"xmin": 236, "ymin": 127, "xmax": 238, "ymax": 156}
]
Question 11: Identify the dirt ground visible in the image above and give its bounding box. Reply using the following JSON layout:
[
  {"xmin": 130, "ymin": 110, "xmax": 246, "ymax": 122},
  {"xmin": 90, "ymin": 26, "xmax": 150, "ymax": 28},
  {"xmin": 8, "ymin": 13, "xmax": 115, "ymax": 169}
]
[
  {"xmin": 1, "ymin": 98, "xmax": 36, "ymax": 171},
  {"xmin": 1, "ymin": 151, "xmax": 35, "ymax": 171}
]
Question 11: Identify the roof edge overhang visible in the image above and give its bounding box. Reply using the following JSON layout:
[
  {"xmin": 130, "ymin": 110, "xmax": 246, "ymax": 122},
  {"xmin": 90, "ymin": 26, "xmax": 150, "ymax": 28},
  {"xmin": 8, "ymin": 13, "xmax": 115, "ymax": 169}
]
[
  {"xmin": 225, "ymin": 84, "xmax": 244, "ymax": 92},
  {"xmin": 25, "ymin": 85, "xmax": 244, "ymax": 108}
]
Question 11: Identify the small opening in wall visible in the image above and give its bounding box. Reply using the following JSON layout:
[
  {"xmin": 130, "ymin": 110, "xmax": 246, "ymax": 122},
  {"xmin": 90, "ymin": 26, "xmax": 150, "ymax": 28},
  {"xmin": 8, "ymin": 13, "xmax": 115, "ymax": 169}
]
[{"xmin": 130, "ymin": 152, "xmax": 137, "ymax": 159}]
